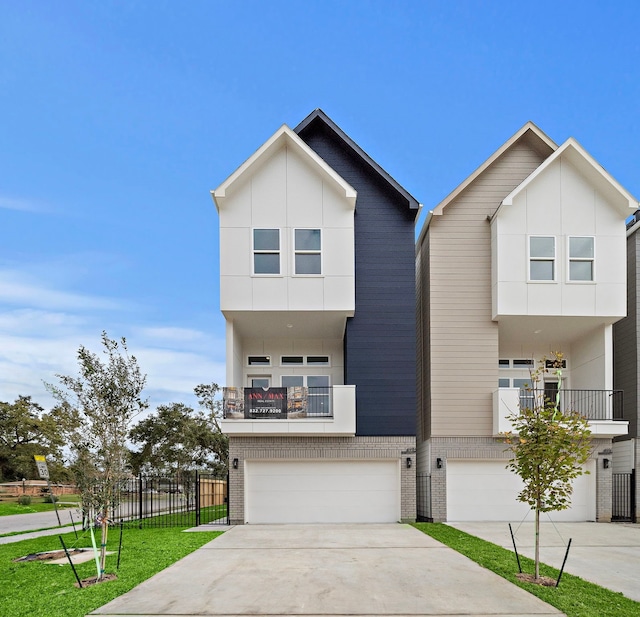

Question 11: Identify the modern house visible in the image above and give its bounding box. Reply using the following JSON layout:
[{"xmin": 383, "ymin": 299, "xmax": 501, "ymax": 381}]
[
  {"xmin": 416, "ymin": 122, "xmax": 637, "ymax": 522},
  {"xmin": 212, "ymin": 109, "xmax": 420, "ymax": 524},
  {"xmin": 612, "ymin": 211, "xmax": 640, "ymax": 521}
]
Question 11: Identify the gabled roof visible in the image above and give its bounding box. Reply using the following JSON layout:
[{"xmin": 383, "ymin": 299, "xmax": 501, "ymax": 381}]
[
  {"xmin": 211, "ymin": 124, "xmax": 357, "ymax": 211},
  {"xmin": 295, "ymin": 109, "xmax": 421, "ymax": 213},
  {"xmin": 499, "ymin": 137, "xmax": 638, "ymax": 217},
  {"xmin": 432, "ymin": 121, "xmax": 557, "ymax": 217}
]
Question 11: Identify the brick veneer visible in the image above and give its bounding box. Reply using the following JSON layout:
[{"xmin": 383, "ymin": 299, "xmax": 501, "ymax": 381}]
[{"xmin": 228, "ymin": 435, "xmax": 416, "ymax": 524}]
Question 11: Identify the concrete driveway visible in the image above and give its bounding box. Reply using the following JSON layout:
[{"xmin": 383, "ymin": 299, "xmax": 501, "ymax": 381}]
[
  {"xmin": 449, "ymin": 522, "xmax": 640, "ymax": 603},
  {"xmin": 90, "ymin": 523, "xmax": 562, "ymax": 617}
]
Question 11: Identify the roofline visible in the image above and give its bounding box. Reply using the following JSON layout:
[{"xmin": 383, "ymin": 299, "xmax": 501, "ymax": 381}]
[
  {"xmin": 430, "ymin": 122, "xmax": 557, "ymax": 218},
  {"xmin": 211, "ymin": 124, "xmax": 357, "ymax": 211},
  {"xmin": 499, "ymin": 137, "xmax": 638, "ymax": 216},
  {"xmin": 295, "ymin": 109, "xmax": 422, "ymax": 214}
]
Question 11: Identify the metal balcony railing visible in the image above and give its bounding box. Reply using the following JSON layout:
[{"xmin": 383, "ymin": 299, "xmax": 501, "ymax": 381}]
[
  {"xmin": 222, "ymin": 386, "xmax": 333, "ymax": 419},
  {"xmin": 518, "ymin": 389, "xmax": 623, "ymax": 421}
]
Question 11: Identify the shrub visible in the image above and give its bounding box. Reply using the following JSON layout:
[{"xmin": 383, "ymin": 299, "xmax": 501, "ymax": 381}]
[
  {"xmin": 42, "ymin": 494, "xmax": 58, "ymax": 503},
  {"xmin": 17, "ymin": 495, "xmax": 32, "ymax": 506}
]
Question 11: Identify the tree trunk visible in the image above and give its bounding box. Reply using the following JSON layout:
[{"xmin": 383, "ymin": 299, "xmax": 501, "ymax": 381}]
[
  {"xmin": 99, "ymin": 507, "xmax": 109, "ymax": 579},
  {"xmin": 534, "ymin": 501, "xmax": 540, "ymax": 580}
]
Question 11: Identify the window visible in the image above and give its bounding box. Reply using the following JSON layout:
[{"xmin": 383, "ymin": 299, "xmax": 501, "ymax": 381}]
[
  {"xmin": 498, "ymin": 378, "xmax": 510, "ymax": 388},
  {"xmin": 513, "ymin": 359, "xmax": 534, "ymax": 368},
  {"xmin": 514, "ymin": 378, "xmax": 534, "ymax": 410},
  {"xmin": 248, "ymin": 356, "xmax": 271, "ymax": 366},
  {"xmin": 250, "ymin": 377, "xmax": 270, "ymax": 388},
  {"xmin": 306, "ymin": 355, "xmax": 329, "ymax": 365},
  {"xmin": 294, "ymin": 229, "xmax": 321, "ymax": 274},
  {"xmin": 569, "ymin": 236, "xmax": 594, "ymax": 281},
  {"xmin": 281, "ymin": 356, "xmax": 303, "ymax": 366},
  {"xmin": 308, "ymin": 375, "xmax": 330, "ymax": 415},
  {"xmin": 253, "ymin": 229, "xmax": 280, "ymax": 274},
  {"xmin": 529, "ymin": 236, "xmax": 555, "ymax": 281},
  {"xmin": 498, "ymin": 359, "xmax": 510, "ymax": 368},
  {"xmin": 281, "ymin": 375, "xmax": 304, "ymax": 387}
]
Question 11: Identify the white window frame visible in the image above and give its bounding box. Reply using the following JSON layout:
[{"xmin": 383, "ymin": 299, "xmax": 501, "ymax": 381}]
[
  {"xmin": 293, "ymin": 228, "xmax": 322, "ymax": 276},
  {"xmin": 528, "ymin": 235, "xmax": 556, "ymax": 282},
  {"xmin": 252, "ymin": 228, "xmax": 281, "ymax": 276},
  {"xmin": 248, "ymin": 376, "xmax": 271, "ymax": 388},
  {"xmin": 247, "ymin": 355, "xmax": 272, "ymax": 367},
  {"xmin": 567, "ymin": 236, "xmax": 595, "ymax": 283}
]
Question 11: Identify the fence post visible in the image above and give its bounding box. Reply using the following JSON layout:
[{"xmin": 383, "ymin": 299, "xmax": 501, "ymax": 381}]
[
  {"xmin": 195, "ymin": 471, "xmax": 200, "ymax": 527},
  {"xmin": 226, "ymin": 471, "xmax": 230, "ymax": 525},
  {"xmin": 632, "ymin": 469, "xmax": 637, "ymax": 524},
  {"xmin": 138, "ymin": 475, "xmax": 143, "ymax": 525}
]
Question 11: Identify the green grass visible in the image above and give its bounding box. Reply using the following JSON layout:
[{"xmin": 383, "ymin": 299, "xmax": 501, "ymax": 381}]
[
  {"xmin": 0, "ymin": 495, "xmax": 81, "ymax": 516},
  {"xmin": 121, "ymin": 503, "xmax": 227, "ymax": 528},
  {"xmin": 0, "ymin": 526, "xmax": 221, "ymax": 617},
  {"xmin": 412, "ymin": 523, "xmax": 639, "ymax": 617}
]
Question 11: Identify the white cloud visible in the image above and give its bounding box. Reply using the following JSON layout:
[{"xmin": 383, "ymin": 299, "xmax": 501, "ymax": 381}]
[
  {"xmin": 0, "ymin": 270, "xmax": 122, "ymax": 311},
  {"xmin": 0, "ymin": 195, "xmax": 50, "ymax": 213}
]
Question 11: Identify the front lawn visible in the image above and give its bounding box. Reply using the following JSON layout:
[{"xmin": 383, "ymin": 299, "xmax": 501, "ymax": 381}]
[
  {"xmin": 0, "ymin": 526, "xmax": 221, "ymax": 617},
  {"xmin": 413, "ymin": 523, "xmax": 639, "ymax": 617},
  {"xmin": 0, "ymin": 495, "xmax": 81, "ymax": 516}
]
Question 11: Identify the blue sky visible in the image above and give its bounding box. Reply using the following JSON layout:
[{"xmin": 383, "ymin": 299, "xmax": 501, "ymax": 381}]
[{"xmin": 2, "ymin": 1, "xmax": 639, "ymax": 410}]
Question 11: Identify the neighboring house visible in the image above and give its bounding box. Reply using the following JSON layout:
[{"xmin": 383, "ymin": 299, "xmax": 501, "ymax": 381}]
[
  {"xmin": 612, "ymin": 211, "xmax": 640, "ymax": 521},
  {"xmin": 212, "ymin": 109, "xmax": 420, "ymax": 524},
  {"xmin": 416, "ymin": 122, "xmax": 637, "ymax": 522}
]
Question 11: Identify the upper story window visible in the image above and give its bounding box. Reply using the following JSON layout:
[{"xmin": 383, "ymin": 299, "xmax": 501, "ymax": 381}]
[
  {"xmin": 247, "ymin": 355, "xmax": 271, "ymax": 366},
  {"xmin": 568, "ymin": 236, "xmax": 595, "ymax": 282},
  {"xmin": 529, "ymin": 236, "xmax": 556, "ymax": 281},
  {"xmin": 294, "ymin": 229, "xmax": 321, "ymax": 275},
  {"xmin": 253, "ymin": 229, "xmax": 280, "ymax": 275}
]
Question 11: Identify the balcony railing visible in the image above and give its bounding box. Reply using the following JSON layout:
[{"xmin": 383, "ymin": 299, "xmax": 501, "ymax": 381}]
[
  {"xmin": 518, "ymin": 389, "xmax": 623, "ymax": 421},
  {"xmin": 223, "ymin": 386, "xmax": 333, "ymax": 419}
]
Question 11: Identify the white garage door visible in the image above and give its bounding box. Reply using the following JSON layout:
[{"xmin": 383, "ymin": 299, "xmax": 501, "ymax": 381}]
[
  {"xmin": 245, "ymin": 460, "xmax": 400, "ymax": 524},
  {"xmin": 446, "ymin": 459, "xmax": 596, "ymax": 522}
]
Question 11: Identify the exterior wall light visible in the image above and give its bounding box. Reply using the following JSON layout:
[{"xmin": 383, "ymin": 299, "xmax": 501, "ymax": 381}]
[
  {"xmin": 603, "ymin": 458, "xmax": 610, "ymax": 469},
  {"xmin": 406, "ymin": 457, "xmax": 412, "ymax": 469},
  {"xmin": 233, "ymin": 458, "xmax": 239, "ymax": 469},
  {"xmin": 436, "ymin": 458, "xmax": 443, "ymax": 469}
]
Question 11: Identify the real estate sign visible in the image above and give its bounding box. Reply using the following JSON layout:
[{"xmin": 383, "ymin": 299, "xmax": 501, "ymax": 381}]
[{"xmin": 244, "ymin": 387, "xmax": 287, "ymax": 419}]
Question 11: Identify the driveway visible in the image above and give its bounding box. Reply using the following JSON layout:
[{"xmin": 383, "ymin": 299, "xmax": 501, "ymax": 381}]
[
  {"xmin": 91, "ymin": 523, "xmax": 562, "ymax": 617},
  {"xmin": 449, "ymin": 522, "xmax": 640, "ymax": 603}
]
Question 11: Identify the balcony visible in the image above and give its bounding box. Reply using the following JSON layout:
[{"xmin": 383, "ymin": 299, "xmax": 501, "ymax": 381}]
[
  {"xmin": 221, "ymin": 385, "xmax": 356, "ymax": 436},
  {"xmin": 493, "ymin": 388, "xmax": 628, "ymax": 438}
]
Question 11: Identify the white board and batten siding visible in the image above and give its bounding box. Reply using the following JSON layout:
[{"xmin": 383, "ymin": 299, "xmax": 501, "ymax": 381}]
[
  {"xmin": 244, "ymin": 460, "xmax": 401, "ymax": 524},
  {"xmin": 446, "ymin": 459, "xmax": 597, "ymax": 522}
]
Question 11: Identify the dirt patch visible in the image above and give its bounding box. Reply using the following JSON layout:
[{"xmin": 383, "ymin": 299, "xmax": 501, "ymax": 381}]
[
  {"xmin": 516, "ymin": 572, "xmax": 557, "ymax": 586},
  {"xmin": 76, "ymin": 573, "xmax": 118, "ymax": 588},
  {"xmin": 13, "ymin": 548, "xmax": 113, "ymax": 565}
]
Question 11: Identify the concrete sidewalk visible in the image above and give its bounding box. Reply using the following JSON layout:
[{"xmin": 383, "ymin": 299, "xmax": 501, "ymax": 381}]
[
  {"xmin": 449, "ymin": 522, "xmax": 640, "ymax": 603},
  {"xmin": 90, "ymin": 523, "xmax": 563, "ymax": 617}
]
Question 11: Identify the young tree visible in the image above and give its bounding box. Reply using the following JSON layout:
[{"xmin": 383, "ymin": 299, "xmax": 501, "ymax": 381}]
[
  {"xmin": 47, "ymin": 332, "xmax": 148, "ymax": 579},
  {"xmin": 502, "ymin": 352, "xmax": 592, "ymax": 581},
  {"xmin": 194, "ymin": 383, "xmax": 228, "ymax": 473}
]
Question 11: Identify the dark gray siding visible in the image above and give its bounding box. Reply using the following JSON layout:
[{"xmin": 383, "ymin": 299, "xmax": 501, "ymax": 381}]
[
  {"xmin": 297, "ymin": 120, "xmax": 417, "ymax": 436},
  {"xmin": 614, "ymin": 228, "xmax": 640, "ymax": 440}
]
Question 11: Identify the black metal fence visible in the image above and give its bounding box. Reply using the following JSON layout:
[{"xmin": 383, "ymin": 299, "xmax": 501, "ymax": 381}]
[
  {"xmin": 416, "ymin": 474, "xmax": 432, "ymax": 522},
  {"xmin": 612, "ymin": 470, "xmax": 636, "ymax": 522},
  {"xmin": 102, "ymin": 471, "xmax": 228, "ymax": 528},
  {"xmin": 519, "ymin": 389, "xmax": 623, "ymax": 421}
]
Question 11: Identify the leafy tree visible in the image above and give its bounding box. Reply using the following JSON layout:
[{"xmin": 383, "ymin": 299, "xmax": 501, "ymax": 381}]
[
  {"xmin": 47, "ymin": 332, "xmax": 148, "ymax": 579},
  {"xmin": 129, "ymin": 384, "xmax": 228, "ymax": 475},
  {"xmin": 502, "ymin": 352, "xmax": 592, "ymax": 581},
  {"xmin": 0, "ymin": 396, "xmax": 77, "ymax": 482}
]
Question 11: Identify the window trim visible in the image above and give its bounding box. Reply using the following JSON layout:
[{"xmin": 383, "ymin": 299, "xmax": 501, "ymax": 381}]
[
  {"xmin": 247, "ymin": 355, "xmax": 272, "ymax": 367},
  {"xmin": 567, "ymin": 235, "xmax": 595, "ymax": 283},
  {"xmin": 528, "ymin": 235, "xmax": 556, "ymax": 282},
  {"xmin": 252, "ymin": 228, "xmax": 281, "ymax": 276},
  {"xmin": 293, "ymin": 228, "xmax": 322, "ymax": 276}
]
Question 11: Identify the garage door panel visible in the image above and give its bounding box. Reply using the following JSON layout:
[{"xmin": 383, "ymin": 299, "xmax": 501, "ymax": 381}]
[
  {"xmin": 447, "ymin": 460, "xmax": 596, "ymax": 522},
  {"xmin": 246, "ymin": 460, "xmax": 400, "ymax": 523}
]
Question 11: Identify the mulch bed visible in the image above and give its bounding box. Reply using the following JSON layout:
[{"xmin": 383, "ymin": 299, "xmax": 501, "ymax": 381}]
[
  {"xmin": 76, "ymin": 573, "xmax": 118, "ymax": 587},
  {"xmin": 516, "ymin": 572, "xmax": 557, "ymax": 586}
]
